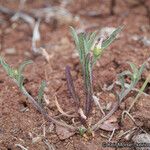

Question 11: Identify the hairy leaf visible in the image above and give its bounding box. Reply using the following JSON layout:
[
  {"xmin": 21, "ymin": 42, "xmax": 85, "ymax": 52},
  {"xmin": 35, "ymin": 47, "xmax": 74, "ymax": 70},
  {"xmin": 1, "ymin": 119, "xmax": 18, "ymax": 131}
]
[
  {"xmin": 18, "ymin": 60, "xmax": 33, "ymax": 89},
  {"xmin": 0, "ymin": 56, "xmax": 16, "ymax": 78},
  {"xmin": 38, "ymin": 80, "xmax": 46, "ymax": 104},
  {"xmin": 101, "ymin": 26, "xmax": 124, "ymax": 50},
  {"xmin": 65, "ymin": 65, "xmax": 80, "ymax": 106},
  {"xmin": 117, "ymin": 62, "xmax": 145, "ymax": 102},
  {"xmin": 70, "ymin": 26, "xmax": 123, "ymax": 118},
  {"xmin": 70, "ymin": 26, "xmax": 79, "ymax": 50},
  {"xmin": 85, "ymin": 31, "xmax": 97, "ymax": 53},
  {"xmin": 78, "ymin": 33, "xmax": 86, "ymax": 63},
  {"xmin": 137, "ymin": 63, "xmax": 145, "ymax": 80},
  {"xmin": 128, "ymin": 62, "xmax": 138, "ymax": 74}
]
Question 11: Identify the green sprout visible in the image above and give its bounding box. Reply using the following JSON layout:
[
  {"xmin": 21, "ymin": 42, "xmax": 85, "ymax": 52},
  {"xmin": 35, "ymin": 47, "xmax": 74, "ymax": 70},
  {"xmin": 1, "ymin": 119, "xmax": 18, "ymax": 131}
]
[
  {"xmin": 128, "ymin": 74, "xmax": 150, "ymax": 113},
  {"xmin": 70, "ymin": 26, "xmax": 123, "ymax": 118},
  {"xmin": 122, "ymin": 73, "xmax": 149, "ymax": 121},
  {"xmin": 38, "ymin": 80, "xmax": 46, "ymax": 104},
  {"xmin": 0, "ymin": 57, "xmax": 46, "ymax": 103},
  {"xmin": 117, "ymin": 62, "xmax": 145, "ymax": 102},
  {"xmin": 0, "ymin": 56, "xmax": 76, "ymax": 131},
  {"xmin": 0, "ymin": 57, "xmax": 32, "ymax": 90},
  {"xmin": 78, "ymin": 126, "xmax": 87, "ymax": 136},
  {"xmin": 91, "ymin": 61, "xmax": 145, "ymax": 132}
]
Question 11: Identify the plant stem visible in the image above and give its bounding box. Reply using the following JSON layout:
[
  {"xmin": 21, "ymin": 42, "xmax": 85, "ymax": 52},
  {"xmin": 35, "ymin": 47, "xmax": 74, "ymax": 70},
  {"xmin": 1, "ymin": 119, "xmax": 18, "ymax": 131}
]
[
  {"xmin": 92, "ymin": 101, "xmax": 119, "ymax": 131},
  {"xmin": 127, "ymin": 75, "xmax": 150, "ymax": 113},
  {"xmin": 84, "ymin": 54, "xmax": 94, "ymax": 117},
  {"xmin": 65, "ymin": 65, "xmax": 80, "ymax": 106},
  {"xmin": 14, "ymin": 80, "xmax": 76, "ymax": 131}
]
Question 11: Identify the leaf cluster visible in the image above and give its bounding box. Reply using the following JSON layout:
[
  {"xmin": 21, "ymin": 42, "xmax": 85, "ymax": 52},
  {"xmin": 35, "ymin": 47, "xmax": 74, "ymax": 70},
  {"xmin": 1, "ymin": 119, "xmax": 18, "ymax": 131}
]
[
  {"xmin": 117, "ymin": 62, "xmax": 145, "ymax": 102},
  {"xmin": 70, "ymin": 26, "xmax": 123, "ymax": 117},
  {"xmin": 0, "ymin": 57, "xmax": 46, "ymax": 103}
]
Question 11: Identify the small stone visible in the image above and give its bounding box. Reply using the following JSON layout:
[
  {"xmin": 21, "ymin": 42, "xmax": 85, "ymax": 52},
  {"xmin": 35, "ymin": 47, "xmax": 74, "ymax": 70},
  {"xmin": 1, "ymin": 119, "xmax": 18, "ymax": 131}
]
[
  {"xmin": 119, "ymin": 102, "xmax": 126, "ymax": 110},
  {"xmin": 142, "ymin": 37, "xmax": 150, "ymax": 47},
  {"xmin": 32, "ymin": 136, "xmax": 42, "ymax": 143},
  {"xmin": 131, "ymin": 35, "xmax": 150, "ymax": 47},
  {"xmin": 109, "ymin": 93, "xmax": 116, "ymax": 100},
  {"xmin": 56, "ymin": 125, "xmax": 75, "ymax": 140},
  {"xmin": 124, "ymin": 132, "xmax": 133, "ymax": 141},
  {"xmin": 132, "ymin": 134, "xmax": 150, "ymax": 150},
  {"xmin": 72, "ymin": 52, "xmax": 79, "ymax": 58},
  {"xmin": 11, "ymin": 23, "xmax": 17, "ymax": 29},
  {"xmin": 5, "ymin": 48, "xmax": 16, "ymax": 55},
  {"xmin": 20, "ymin": 107, "xmax": 29, "ymax": 112},
  {"xmin": 48, "ymin": 123, "xmax": 54, "ymax": 133},
  {"xmin": 105, "ymin": 102, "xmax": 112, "ymax": 111},
  {"xmin": 131, "ymin": 35, "xmax": 142, "ymax": 41},
  {"xmin": 24, "ymin": 51, "xmax": 31, "ymax": 57},
  {"xmin": 145, "ymin": 61, "xmax": 150, "ymax": 70}
]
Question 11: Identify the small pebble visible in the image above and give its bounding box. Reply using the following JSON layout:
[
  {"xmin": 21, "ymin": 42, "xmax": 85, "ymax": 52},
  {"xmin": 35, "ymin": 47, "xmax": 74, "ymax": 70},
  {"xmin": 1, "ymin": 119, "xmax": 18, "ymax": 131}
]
[
  {"xmin": 119, "ymin": 102, "xmax": 126, "ymax": 110},
  {"xmin": 5, "ymin": 48, "xmax": 16, "ymax": 55},
  {"xmin": 32, "ymin": 136, "xmax": 42, "ymax": 143},
  {"xmin": 142, "ymin": 37, "xmax": 150, "ymax": 47},
  {"xmin": 109, "ymin": 93, "xmax": 116, "ymax": 100},
  {"xmin": 132, "ymin": 133, "xmax": 150, "ymax": 150},
  {"xmin": 105, "ymin": 102, "xmax": 112, "ymax": 111},
  {"xmin": 24, "ymin": 51, "xmax": 31, "ymax": 57}
]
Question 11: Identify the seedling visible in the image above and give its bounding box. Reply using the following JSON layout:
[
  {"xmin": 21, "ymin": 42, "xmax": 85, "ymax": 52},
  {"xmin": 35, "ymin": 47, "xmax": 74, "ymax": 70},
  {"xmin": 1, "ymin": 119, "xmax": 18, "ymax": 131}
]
[
  {"xmin": 1, "ymin": 25, "xmax": 146, "ymax": 139},
  {"xmin": 78, "ymin": 126, "xmax": 87, "ymax": 136},
  {"xmin": 116, "ymin": 61, "xmax": 146, "ymax": 122},
  {"xmin": 92, "ymin": 62, "xmax": 145, "ymax": 131},
  {"xmin": 117, "ymin": 62, "xmax": 145, "ymax": 102},
  {"xmin": 0, "ymin": 57, "xmax": 46, "ymax": 105},
  {"xmin": 0, "ymin": 57, "xmax": 33, "ymax": 89},
  {"xmin": 38, "ymin": 80, "xmax": 46, "ymax": 104},
  {"xmin": 122, "ymin": 72, "xmax": 149, "ymax": 121},
  {"xmin": 0, "ymin": 56, "xmax": 76, "ymax": 131},
  {"xmin": 127, "ymin": 74, "xmax": 150, "ymax": 113},
  {"xmin": 66, "ymin": 26, "xmax": 123, "ymax": 129}
]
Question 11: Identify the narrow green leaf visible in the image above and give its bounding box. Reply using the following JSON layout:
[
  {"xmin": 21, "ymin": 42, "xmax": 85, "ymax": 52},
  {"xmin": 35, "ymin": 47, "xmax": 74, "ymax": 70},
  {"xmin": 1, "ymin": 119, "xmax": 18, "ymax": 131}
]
[
  {"xmin": 86, "ymin": 31, "xmax": 97, "ymax": 51},
  {"xmin": 70, "ymin": 26, "xmax": 80, "ymax": 52},
  {"xmin": 38, "ymin": 80, "xmax": 46, "ymax": 104},
  {"xmin": 101, "ymin": 26, "xmax": 124, "ymax": 50},
  {"xmin": 0, "ymin": 56, "xmax": 15, "ymax": 78},
  {"xmin": 119, "ymin": 76, "xmax": 125, "ymax": 90},
  {"xmin": 78, "ymin": 33, "xmax": 86, "ymax": 63},
  {"xmin": 128, "ymin": 62, "xmax": 138, "ymax": 74},
  {"xmin": 84, "ymin": 39, "xmax": 89, "ymax": 54},
  {"xmin": 137, "ymin": 63, "xmax": 145, "ymax": 79},
  {"xmin": 117, "ymin": 61, "xmax": 145, "ymax": 102},
  {"xmin": 118, "ymin": 70, "xmax": 132, "ymax": 77},
  {"xmin": 18, "ymin": 60, "xmax": 33, "ymax": 89}
]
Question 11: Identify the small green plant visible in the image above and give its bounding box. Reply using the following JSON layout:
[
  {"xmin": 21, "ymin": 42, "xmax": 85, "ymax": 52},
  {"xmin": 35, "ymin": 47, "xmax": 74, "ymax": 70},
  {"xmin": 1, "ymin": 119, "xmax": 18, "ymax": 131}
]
[
  {"xmin": 91, "ymin": 62, "xmax": 145, "ymax": 131},
  {"xmin": 0, "ymin": 27, "xmax": 146, "ymax": 138},
  {"xmin": 122, "ymin": 73, "xmax": 149, "ymax": 121},
  {"xmin": 0, "ymin": 57, "xmax": 46, "ymax": 104},
  {"xmin": 0, "ymin": 58, "xmax": 33, "ymax": 90},
  {"xmin": 117, "ymin": 62, "xmax": 145, "ymax": 102},
  {"xmin": 117, "ymin": 62, "xmax": 146, "ymax": 120},
  {"xmin": 66, "ymin": 26, "xmax": 123, "ymax": 129},
  {"xmin": 127, "ymin": 74, "xmax": 150, "ymax": 113},
  {"xmin": 78, "ymin": 126, "xmax": 87, "ymax": 136},
  {"xmin": 38, "ymin": 80, "xmax": 46, "ymax": 104},
  {"xmin": 0, "ymin": 57, "xmax": 76, "ymax": 131}
]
